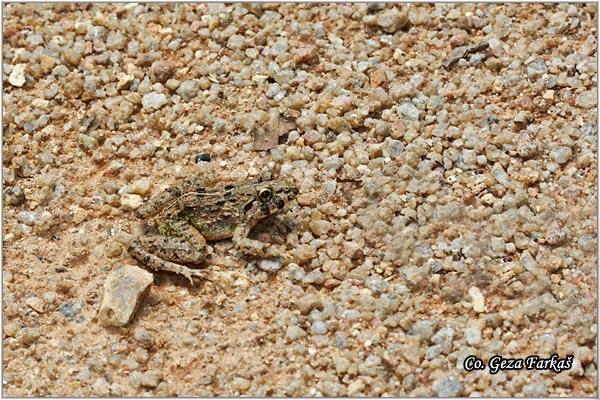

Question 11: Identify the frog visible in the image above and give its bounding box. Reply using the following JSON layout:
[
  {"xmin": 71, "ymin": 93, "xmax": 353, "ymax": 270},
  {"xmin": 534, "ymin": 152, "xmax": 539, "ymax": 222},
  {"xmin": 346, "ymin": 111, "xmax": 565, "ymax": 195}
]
[{"xmin": 129, "ymin": 176, "xmax": 299, "ymax": 285}]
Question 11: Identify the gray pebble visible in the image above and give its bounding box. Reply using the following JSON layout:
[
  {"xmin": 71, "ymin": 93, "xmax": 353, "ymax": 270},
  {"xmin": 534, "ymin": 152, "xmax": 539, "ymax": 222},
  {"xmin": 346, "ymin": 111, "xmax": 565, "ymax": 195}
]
[
  {"xmin": 177, "ymin": 80, "xmax": 201, "ymax": 102},
  {"xmin": 382, "ymin": 138, "xmax": 404, "ymax": 158},
  {"xmin": 310, "ymin": 321, "xmax": 328, "ymax": 335},
  {"xmin": 133, "ymin": 326, "xmax": 155, "ymax": 349},
  {"xmin": 431, "ymin": 327, "xmax": 454, "ymax": 353},
  {"xmin": 465, "ymin": 326, "xmax": 482, "ymax": 346},
  {"xmin": 410, "ymin": 319, "xmax": 435, "ymax": 341},
  {"xmin": 526, "ymin": 59, "xmax": 547, "ymax": 79},
  {"xmin": 581, "ymin": 123, "xmax": 597, "ymax": 136},
  {"xmin": 58, "ymin": 301, "xmax": 83, "ymax": 321},
  {"xmin": 17, "ymin": 211, "xmax": 39, "ymax": 226},
  {"xmin": 397, "ymin": 102, "xmax": 420, "ymax": 120},
  {"xmin": 334, "ymin": 332, "xmax": 348, "ymax": 349},
  {"xmin": 302, "ymin": 269, "xmax": 325, "ymax": 285},
  {"xmin": 376, "ymin": 7, "xmax": 408, "ymax": 33},
  {"xmin": 141, "ymin": 92, "xmax": 168, "ymax": 111},
  {"xmin": 425, "ymin": 344, "xmax": 442, "ymax": 360},
  {"xmin": 258, "ymin": 258, "xmax": 283, "ymax": 272},
  {"xmin": 323, "ymin": 155, "xmax": 344, "ymax": 170},
  {"xmin": 365, "ymin": 276, "xmax": 389, "ymax": 295},
  {"xmin": 550, "ymin": 146, "xmax": 572, "ymax": 164},
  {"xmin": 286, "ymin": 325, "xmax": 307, "ymax": 341},
  {"xmin": 522, "ymin": 382, "xmax": 547, "ymax": 397},
  {"xmin": 227, "ymin": 34, "xmax": 246, "ymax": 50},
  {"xmin": 576, "ymin": 89, "xmax": 597, "ymax": 109},
  {"xmin": 432, "ymin": 375, "xmax": 464, "ymax": 397}
]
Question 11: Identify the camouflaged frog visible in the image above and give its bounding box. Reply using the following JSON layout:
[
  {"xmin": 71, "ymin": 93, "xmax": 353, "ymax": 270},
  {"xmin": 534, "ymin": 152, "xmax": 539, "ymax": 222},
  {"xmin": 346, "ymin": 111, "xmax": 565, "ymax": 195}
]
[{"xmin": 129, "ymin": 176, "xmax": 298, "ymax": 284}]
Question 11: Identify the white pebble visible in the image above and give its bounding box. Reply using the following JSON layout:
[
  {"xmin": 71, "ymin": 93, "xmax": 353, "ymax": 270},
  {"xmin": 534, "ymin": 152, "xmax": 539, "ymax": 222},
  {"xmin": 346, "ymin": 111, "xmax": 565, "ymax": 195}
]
[
  {"xmin": 121, "ymin": 194, "xmax": 144, "ymax": 210},
  {"xmin": 468, "ymin": 287, "xmax": 485, "ymax": 313},
  {"xmin": 141, "ymin": 92, "xmax": 168, "ymax": 111},
  {"xmin": 9, "ymin": 64, "xmax": 26, "ymax": 87}
]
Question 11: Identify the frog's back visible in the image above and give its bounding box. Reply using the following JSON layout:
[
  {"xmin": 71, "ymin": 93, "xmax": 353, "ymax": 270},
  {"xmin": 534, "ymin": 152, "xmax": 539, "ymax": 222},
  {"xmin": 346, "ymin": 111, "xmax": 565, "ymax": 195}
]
[{"xmin": 179, "ymin": 189, "xmax": 250, "ymax": 241}]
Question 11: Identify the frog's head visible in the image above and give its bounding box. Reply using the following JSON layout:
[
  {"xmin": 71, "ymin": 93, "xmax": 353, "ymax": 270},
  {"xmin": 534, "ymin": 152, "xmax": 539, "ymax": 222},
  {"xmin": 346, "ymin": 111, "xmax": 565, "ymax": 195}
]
[
  {"xmin": 255, "ymin": 180, "xmax": 299, "ymax": 215},
  {"xmin": 243, "ymin": 180, "xmax": 298, "ymax": 222}
]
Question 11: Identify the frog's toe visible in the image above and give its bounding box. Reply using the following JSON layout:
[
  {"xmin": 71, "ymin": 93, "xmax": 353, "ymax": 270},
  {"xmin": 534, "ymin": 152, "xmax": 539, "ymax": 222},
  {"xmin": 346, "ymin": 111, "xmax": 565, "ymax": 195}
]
[{"xmin": 183, "ymin": 268, "xmax": 209, "ymax": 286}]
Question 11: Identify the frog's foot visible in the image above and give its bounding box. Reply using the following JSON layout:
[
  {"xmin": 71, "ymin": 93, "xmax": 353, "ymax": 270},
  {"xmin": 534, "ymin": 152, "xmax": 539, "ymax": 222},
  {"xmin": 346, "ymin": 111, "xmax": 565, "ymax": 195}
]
[{"xmin": 130, "ymin": 243, "xmax": 208, "ymax": 285}]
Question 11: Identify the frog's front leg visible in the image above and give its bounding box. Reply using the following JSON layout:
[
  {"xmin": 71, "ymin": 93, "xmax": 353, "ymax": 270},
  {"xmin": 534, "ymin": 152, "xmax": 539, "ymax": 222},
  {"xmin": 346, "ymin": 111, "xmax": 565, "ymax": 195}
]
[
  {"xmin": 129, "ymin": 220, "xmax": 209, "ymax": 285},
  {"xmin": 232, "ymin": 224, "xmax": 283, "ymax": 259}
]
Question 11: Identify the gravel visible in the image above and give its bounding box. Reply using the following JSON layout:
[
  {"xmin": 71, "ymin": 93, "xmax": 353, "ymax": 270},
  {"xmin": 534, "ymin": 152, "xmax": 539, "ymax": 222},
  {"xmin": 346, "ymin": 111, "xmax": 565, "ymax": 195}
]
[{"xmin": 2, "ymin": 3, "xmax": 596, "ymax": 397}]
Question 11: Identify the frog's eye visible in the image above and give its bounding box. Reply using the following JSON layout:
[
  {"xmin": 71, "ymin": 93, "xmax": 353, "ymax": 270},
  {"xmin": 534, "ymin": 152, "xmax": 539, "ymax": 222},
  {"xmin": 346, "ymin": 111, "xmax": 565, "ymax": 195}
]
[{"xmin": 258, "ymin": 188, "xmax": 272, "ymax": 201}]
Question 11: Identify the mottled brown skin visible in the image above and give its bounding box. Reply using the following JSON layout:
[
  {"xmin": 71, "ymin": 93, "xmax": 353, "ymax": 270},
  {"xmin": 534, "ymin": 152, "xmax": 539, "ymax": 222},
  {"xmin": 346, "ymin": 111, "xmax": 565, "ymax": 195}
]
[{"xmin": 129, "ymin": 177, "xmax": 298, "ymax": 284}]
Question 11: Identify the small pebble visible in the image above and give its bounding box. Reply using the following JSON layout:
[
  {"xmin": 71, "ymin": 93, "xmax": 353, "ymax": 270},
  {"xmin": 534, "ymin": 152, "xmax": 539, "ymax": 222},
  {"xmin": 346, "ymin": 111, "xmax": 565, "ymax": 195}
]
[
  {"xmin": 25, "ymin": 296, "xmax": 44, "ymax": 313},
  {"xmin": 258, "ymin": 258, "xmax": 283, "ymax": 272},
  {"xmin": 120, "ymin": 194, "xmax": 144, "ymax": 210},
  {"xmin": 142, "ymin": 92, "xmax": 168, "ymax": 111},
  {"xmin": 469, "ymin": 287, "xmax": 486, "ymax": 313},
  {"xmin": 286, "ymin": 325, "xmax": 307, "ymax": 341},
  {"xmin": 98, "ymin": 265, "xmax": 154, "ymax": 327},
  {"xmin": 545, "ymin": 220, "xmax": 567, "ymax": 246},
  {"xmin": 376, "ymin": 7, "xmax": 408, "ymax": 33},
  {"xmin": 18, "ymin": 327, "xmax": 41, "ymax": 346},
  {"xmin": 8, "ymin": 64, "xmax": 26, "ymax": 87},
  {"xmin": 58, "ymin": 301, "xmax": 83, "ymax": 321},
  {"xmin": 231, "ymin": 377, "xmax": 251, "ymax": 393},
  {"xmin": 140, "ymin": 371, "xmax": 161, "ymax": 388},
  {"xmin": 195, "ymin": 153, "xmax": 211, "ymax": 163},
  {"xmin": 550, "ymin": 146, "xmax": 572, "ymax": 164},
  {"xmin": 150, "ymin": 60, "xmax": 175, "ymax": 83},
  {"xmin": 130, "ymin": 179, "xmax": 152, "ymax": 196},
  {"xmin": 433, "ymin": 375, "xmax": 464, "ymax": 397},
  {"xmin": 133, "ymin": 326, "xmax": 155, "ymax": 349},
  {"xmin": 310, "ymin": 321, "xmax": 328, "ymax": 335},
  {"xmin": 347, "ymin": 379, "xmax": 365, "ymax": 396},
  {"xmin": 406, "ymin": 320, "xmax": 434, "ymax": 344},
  {"xmin": 177, "ymin": 80, "xmax": 200, "ymax": 102}
]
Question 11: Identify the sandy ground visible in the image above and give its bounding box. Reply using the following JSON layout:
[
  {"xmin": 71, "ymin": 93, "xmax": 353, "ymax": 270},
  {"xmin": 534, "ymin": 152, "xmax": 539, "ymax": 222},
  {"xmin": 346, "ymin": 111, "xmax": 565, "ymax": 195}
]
[{"xmin": 2, "ymin": 3, "xmax": 597, "ymax": 396}]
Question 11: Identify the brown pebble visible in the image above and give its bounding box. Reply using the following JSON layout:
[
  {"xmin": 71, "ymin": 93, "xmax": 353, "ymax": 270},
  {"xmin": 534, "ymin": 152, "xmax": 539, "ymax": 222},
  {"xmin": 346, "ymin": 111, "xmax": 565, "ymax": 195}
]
[
  {"xmin": 150, "ymin": 60, "xmax": 175, "ymax": 83},
  {"xmin": 324, "ymin": 278, "xmax": 341, "ymax": 289},
  {"xmin": 369, "ymin": 69, "xmax": 388, "ymax": 89},
  {"xmin": 545, "ymin": 220, "xmax": 567, "ymax": 246},
  {"xmin": 293, "ymin": 46, "xmax": 319, "ymax": 65},
  {"xmin": 63, "ymin": 48, "xmax": 81, "ymax": 66}
]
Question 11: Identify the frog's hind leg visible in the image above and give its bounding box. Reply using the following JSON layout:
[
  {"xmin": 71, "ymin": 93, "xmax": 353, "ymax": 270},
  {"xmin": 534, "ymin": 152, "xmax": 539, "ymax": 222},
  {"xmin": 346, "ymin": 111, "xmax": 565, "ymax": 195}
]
[
  {"xmin": 129, "ymin": 232, "xmax": 208, "ymax": 285},
  {"xmin": 129, "ymin": 243, "xmax": 208, "ymax": 285},
  {"xmin": 133, "ymin": 234, "xmax": 206, "ymax": 265}
]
